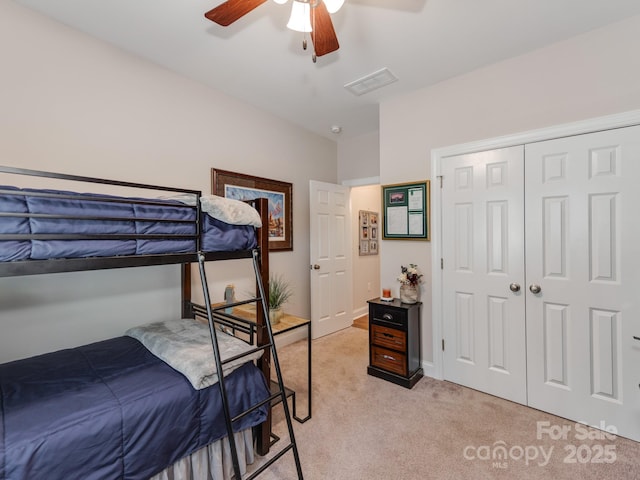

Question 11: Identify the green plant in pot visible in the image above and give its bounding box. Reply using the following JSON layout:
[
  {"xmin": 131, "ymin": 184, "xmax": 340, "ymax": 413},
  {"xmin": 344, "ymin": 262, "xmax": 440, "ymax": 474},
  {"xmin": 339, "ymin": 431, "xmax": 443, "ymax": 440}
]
[{"xmin": 269, "ymin": 273, "xmax": 293, "ymax": 325}]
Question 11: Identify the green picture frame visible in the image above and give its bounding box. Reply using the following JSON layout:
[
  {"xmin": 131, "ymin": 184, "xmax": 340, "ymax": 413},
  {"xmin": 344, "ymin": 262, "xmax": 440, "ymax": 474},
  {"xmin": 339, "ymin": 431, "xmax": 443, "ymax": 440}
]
[{"xmin": 382, "ymin": 180, "xmax": 430, "ymax": 241}]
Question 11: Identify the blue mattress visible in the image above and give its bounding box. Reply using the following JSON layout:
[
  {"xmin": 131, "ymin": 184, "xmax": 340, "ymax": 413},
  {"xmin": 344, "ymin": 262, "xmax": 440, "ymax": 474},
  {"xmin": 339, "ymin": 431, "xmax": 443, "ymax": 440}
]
[
  {"xmin": 0, "ymin": 187, "xmax": 257, "ymax": 262},
  {"xmin": 0, "ymin": 336, "xmax": 269, "ymax": 480}
]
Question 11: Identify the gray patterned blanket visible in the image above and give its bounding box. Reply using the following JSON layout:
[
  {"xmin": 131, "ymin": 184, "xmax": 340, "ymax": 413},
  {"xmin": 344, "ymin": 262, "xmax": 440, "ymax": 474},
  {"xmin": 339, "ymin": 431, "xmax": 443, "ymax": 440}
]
[{"xmin": 126, "ymin": 318, "xmax": 262, "ymax": 389}]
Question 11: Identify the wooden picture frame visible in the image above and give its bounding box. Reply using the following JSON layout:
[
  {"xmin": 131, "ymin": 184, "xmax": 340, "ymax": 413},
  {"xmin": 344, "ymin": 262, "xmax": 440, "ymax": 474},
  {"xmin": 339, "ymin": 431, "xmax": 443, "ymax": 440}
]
[
  {"xmin": 382, "ymin": 180, "xmax": 430, "ymax": 241},
  {"xmin": 212, "ymin": 169, "xmax": 293, "ymax": 251},
  {"xmin": 359, "ymin": 210, "xmax": 379, "ymax": 255}
]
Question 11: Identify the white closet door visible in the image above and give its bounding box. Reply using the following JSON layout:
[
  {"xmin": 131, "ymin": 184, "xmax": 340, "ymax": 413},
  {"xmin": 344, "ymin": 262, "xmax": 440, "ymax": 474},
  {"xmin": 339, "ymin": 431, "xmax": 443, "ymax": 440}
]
[
  {"xmin": 525, "ymin": 125, "xmax": 640, "ymax": 441},
  {"xmin": 442, "ymin": 146, "xmax": 527, "ymax": 404}
]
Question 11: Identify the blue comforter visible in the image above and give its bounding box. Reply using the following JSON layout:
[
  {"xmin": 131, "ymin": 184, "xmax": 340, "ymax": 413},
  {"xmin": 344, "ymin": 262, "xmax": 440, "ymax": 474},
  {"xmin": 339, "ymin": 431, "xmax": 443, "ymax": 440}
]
[
  {"xmin": 0, "ymin": 187, "xmax": 257, "ymax": 261},
  {"xmin": 0, "ymin": 336, "xmax": 269, "ymax": 480}
]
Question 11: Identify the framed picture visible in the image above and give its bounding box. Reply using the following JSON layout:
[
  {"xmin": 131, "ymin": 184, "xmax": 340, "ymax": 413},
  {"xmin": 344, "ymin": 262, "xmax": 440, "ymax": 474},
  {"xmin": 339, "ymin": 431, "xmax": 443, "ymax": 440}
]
[
  {"xmin": 382, "ymin": 181, "xmax": 430, "ymax": 241},
  {"xmin": 212, "ymin": 169, "xmax": 293, "ymax": 251},
  {"xmin": 359, "ymin": 210, "xmax": 379, "ymax": 255}
]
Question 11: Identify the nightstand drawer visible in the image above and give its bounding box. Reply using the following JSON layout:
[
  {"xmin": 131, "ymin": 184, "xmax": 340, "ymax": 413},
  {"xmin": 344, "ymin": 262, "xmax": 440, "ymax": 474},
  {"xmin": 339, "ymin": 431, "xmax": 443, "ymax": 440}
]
[
  {"xmin": 371, "ymin": 345, "xmax": 407, "ymax": 376},
  {"xmin": 370, "ymin": 305, "xmax": 406, "ymax": 330},
  {"xmin": 371, "ymin": 324, "xmax": 406, "ymax": 351}
]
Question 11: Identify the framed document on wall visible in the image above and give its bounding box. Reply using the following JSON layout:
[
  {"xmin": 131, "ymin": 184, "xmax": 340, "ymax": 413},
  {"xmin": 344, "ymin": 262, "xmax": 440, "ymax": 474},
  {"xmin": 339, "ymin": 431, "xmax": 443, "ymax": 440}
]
[{"xmin": 382, "ymin": 181, "xmax": 430, "ymax": 241}]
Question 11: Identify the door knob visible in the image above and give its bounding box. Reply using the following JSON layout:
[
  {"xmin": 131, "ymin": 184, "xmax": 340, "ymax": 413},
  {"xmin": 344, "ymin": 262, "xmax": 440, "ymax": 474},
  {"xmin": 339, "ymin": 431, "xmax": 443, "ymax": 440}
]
[
  {"xmin": 529, "ymin": 284, "xmax": 542, "ymax": 294},
  {"xmin": 311, "ymin": 264, "xmax": 320, "ymax": 270},
  {"xmin": 509, "ymin": 283, "xmax": 521, "ymax": 293}
]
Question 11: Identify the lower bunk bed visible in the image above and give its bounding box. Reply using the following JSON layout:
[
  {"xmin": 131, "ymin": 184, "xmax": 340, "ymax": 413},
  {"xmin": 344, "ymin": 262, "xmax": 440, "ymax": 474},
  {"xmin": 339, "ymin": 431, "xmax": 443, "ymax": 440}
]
[{"xmin": 0, "ymin": 327, "xmax": 270, "ymax": 480}]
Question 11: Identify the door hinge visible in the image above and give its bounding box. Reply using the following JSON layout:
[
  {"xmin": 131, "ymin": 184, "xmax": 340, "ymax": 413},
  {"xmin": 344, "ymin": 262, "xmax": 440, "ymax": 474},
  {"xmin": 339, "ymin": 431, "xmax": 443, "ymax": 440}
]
[
  {"xmin": 442, "ymin": 339, "xmax": 445, "ymax": 351},
  {"xmin": 437, "ymin": 175, "xmax": 443, "ymax": 188},
  {"xmin": 441, "ymin": 258, "xmax": 444, "ymax": 270}
]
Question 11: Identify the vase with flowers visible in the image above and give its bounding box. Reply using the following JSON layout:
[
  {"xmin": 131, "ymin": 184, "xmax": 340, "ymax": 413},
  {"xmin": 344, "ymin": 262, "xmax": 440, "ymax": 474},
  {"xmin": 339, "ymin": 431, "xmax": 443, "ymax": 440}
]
[{"xmin": 397, "ymin": 264, "xmax": 423, "ymax": 304}]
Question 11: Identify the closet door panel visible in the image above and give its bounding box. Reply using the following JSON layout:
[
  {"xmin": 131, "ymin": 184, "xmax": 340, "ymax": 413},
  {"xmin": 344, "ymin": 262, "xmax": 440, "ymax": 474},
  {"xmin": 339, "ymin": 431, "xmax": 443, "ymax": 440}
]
[
  {"xmin": 442, "ymin": 146, "xmax": 527, "ymax": 404},
  {"xmin": 525, "ymin": 125, "xmax": 640, "ymax": 442}
]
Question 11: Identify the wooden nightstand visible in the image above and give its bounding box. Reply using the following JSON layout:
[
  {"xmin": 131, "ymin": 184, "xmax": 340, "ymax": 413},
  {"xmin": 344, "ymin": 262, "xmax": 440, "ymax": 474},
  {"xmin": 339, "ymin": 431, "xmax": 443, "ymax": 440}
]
[{"xmin": 367, "ymin": 298, "xmax": 422, "ymax": 389}]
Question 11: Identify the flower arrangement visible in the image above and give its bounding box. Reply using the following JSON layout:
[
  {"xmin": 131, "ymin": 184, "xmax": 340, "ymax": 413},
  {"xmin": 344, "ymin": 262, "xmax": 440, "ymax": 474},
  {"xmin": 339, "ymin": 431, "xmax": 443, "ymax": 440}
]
[{"xmin": 397, "ymin": 264, "xmax": 423, "ymax": 287}]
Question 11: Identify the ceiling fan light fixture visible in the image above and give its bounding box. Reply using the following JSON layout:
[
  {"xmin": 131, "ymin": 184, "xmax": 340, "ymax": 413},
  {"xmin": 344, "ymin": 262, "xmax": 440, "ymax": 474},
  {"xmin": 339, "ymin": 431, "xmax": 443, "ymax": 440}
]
[
  {"xmin": 323, "ymin": 0, "xmax": 345, "ymax": 14},
  {"xmin": 287, "ymin": 1, "xmax": 312, "ymax": 33},
  {"xmin": 273, "ymin": 0, "xmax": 289, "ymax": 4}
]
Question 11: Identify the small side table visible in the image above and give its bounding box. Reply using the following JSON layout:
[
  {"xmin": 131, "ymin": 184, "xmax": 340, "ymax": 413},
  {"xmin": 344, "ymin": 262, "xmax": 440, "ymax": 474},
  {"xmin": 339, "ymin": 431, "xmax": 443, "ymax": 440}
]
[
  {"xmin": 222, "ymin": 303, "xmax": 312, "ymax": 423},
  {"xmin": 270, "ymin": 311, "xmax": 312, "ymax": 423}
]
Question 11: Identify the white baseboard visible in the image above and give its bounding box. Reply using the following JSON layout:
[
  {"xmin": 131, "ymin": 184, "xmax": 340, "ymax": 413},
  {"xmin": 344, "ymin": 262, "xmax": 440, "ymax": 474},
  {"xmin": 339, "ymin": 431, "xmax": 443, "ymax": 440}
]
[
  {"xmin": 421, "ymin": 360, "xmax": 442, "ymax": 380},
  {"xmin": 352, "ymin": 306, "xmax": 368, "ymax": 321},
  {"xmin": 274, "ymin": 327, "xmax": 307, "ymax": 348}
]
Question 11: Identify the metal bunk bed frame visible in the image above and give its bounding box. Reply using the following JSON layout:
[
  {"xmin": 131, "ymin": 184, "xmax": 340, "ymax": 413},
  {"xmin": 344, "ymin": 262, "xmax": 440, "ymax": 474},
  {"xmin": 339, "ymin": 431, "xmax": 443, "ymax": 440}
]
[{"xmin": 0, "ymin": 165, "xmax": 303, "ymax": 480}]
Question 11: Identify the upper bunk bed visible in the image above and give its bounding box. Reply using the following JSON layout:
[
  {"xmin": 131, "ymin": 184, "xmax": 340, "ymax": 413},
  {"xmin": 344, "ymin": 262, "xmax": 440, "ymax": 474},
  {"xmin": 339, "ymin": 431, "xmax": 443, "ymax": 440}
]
[{"xmin": 0, "ymin": 165, "xmax": 266, "ymax": 277}]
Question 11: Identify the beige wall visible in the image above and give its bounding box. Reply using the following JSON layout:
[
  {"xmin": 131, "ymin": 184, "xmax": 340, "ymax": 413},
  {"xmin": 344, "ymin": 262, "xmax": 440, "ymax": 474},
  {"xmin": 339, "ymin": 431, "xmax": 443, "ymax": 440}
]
[
  {"xmin": 337, "ymin": 131, "xmax": 380, "ymax": 183},
  {"xmin": 378, "ymin": 15, "xmax": 640, "ymax": 373},
  {"xmin": 339, "ymin": 132, "xmax": 381, "ymax": 320},
  {"xmin": 350, "ymin": 185, "xmax": 381, "ymax": 319},
  {"xmin": 0, "ymin": 2, "xmax": 337, "ymax": 362}
]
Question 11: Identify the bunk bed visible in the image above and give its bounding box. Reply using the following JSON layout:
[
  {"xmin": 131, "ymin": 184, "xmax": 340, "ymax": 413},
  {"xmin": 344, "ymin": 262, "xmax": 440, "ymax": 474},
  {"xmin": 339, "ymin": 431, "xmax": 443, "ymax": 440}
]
[{"xmin": 0, "ymin": 166, "xmax": 303, "ymax": 480}]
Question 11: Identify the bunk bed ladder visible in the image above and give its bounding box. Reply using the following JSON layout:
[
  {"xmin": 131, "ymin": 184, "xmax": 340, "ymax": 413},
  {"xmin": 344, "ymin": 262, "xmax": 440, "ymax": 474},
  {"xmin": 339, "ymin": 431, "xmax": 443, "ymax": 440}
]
[{"xmin": 196, "ymin": 252, "xmax": 304, "ymax": 480}]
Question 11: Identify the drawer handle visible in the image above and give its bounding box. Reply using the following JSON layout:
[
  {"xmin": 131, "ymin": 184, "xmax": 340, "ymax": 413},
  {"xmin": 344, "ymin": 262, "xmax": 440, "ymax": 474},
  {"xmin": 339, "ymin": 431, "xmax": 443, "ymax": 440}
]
[
  {"xmin": 378, "ymin": 333, "xmax": 402, "ymax": 345},
  {"xmin": 382, "ymin": 313, "xmax": 394, "ymax": 321},
  {"xmin": 381, "ymin": 354, "xmax": 396, "ymax": 361}
]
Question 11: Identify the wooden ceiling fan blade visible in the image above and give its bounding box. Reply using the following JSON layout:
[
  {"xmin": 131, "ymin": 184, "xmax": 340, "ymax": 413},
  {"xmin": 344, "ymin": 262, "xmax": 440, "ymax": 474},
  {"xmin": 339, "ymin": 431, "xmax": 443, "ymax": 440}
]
[
  {"xmin": 204, "ymin": 0, "xmax": 268, "ymax": 26},
  {"xmin": 311, "ymin": 1, "xmax": 340, "ymax": 57}
]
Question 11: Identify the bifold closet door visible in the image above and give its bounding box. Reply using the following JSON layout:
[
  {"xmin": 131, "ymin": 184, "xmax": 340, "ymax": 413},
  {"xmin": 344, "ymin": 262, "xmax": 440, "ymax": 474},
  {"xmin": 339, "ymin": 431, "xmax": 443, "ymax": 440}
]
[
  {"xmin": 525, "ymin": 125, "xmax": 640, "ymax": 442},
  {"xmin": 441, "ymin": 146, "xmax": 527, "ymax": 405}
]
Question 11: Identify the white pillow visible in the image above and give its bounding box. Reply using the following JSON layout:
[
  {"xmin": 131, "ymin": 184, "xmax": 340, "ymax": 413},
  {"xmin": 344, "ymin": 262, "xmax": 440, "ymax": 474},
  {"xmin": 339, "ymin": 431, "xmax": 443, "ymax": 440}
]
[
  {"xmin": 200, "ymin": 195, "xmax": 262, "ymax": 227},
  {"xmin": 163, "ymin": 193, "xmax": 262, "ymax": 227}
]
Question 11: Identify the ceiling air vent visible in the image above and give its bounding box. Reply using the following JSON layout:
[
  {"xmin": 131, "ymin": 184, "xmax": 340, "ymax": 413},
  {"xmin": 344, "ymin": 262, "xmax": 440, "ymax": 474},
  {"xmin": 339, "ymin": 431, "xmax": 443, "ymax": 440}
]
[{"xmin": 344, "ymin": 68, "xmax": 398, "ymax": 96}]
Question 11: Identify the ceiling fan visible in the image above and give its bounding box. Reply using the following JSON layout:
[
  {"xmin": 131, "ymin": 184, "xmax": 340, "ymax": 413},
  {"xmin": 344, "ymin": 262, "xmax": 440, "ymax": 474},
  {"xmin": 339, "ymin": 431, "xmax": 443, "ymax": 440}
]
[{"xmin": 204, "ymin": 0, "xmax": 342, "ymax": 61}]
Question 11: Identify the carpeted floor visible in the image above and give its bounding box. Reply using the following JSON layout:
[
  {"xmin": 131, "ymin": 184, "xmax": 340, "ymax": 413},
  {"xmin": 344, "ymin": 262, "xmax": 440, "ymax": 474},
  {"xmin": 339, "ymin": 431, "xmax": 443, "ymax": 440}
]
[{"xmin": 250, "ymin": 327, "xmax": 640, "ymax": 479}]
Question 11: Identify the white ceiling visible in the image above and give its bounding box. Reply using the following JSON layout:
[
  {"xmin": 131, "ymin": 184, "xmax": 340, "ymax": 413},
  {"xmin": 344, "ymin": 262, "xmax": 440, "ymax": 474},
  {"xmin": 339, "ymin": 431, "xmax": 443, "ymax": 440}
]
[{"xmin": 13, "ymin": 0, "xmax": 640, "ymax": 141}]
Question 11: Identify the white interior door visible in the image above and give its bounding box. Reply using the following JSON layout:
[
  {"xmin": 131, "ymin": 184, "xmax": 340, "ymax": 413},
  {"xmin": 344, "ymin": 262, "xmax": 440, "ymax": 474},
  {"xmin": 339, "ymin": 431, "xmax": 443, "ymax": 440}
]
[
  {"xmin": 309, "ymin": 180, "xmax": 352, "ymax": 339},
  {"xmin": 441, "ymin": 146, "xmax": 528, "ymax": 404},
  {"xmin": 525, "ymin": 126, "xmax": 640, "ymax": 441}
]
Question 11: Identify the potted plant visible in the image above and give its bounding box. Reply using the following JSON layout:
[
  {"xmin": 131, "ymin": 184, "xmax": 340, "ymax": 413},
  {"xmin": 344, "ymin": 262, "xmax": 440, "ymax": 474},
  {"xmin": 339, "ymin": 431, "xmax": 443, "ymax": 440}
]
[{"xmin": 269, "ymin": 273, "xmax": 293, "ymax": 325}]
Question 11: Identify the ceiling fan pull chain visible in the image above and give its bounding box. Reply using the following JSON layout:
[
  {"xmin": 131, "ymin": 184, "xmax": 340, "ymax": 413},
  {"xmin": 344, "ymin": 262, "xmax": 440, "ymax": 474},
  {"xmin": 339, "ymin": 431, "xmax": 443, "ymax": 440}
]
[{"xmin": 310, "ymin": 0, "xmax": 316, "ymax": 62}]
